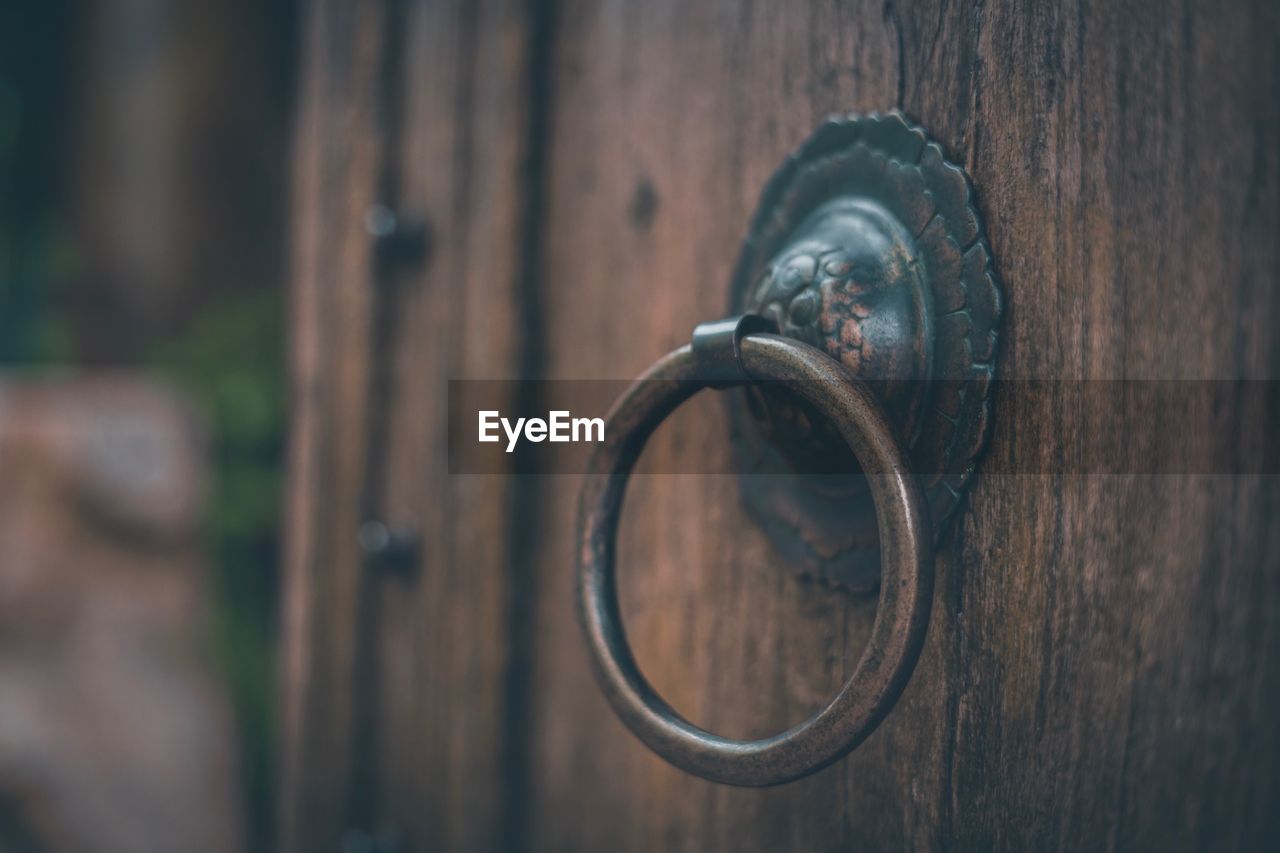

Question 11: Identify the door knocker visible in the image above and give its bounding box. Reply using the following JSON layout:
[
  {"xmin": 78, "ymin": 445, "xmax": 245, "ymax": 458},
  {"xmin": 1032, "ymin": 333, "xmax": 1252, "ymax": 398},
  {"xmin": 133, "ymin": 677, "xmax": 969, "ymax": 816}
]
[{"xmin": 575, "ymin": 112, "xmax": 1002, "ymax": 785}]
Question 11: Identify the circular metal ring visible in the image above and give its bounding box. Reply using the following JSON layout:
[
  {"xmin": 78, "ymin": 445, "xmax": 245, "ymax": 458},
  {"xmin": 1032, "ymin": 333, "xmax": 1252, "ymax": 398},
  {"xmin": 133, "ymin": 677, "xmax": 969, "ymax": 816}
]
[{"xmin": 576, "ymin": 333, "xmax": 933, "ymax": 786}]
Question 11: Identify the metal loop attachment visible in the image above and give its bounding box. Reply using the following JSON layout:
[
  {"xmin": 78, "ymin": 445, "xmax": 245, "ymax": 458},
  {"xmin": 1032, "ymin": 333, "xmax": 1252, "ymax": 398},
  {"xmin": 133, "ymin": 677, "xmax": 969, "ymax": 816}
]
[
  {"xmin": 575, "ymin": 324, "xmax": 934, "ymax": 786},
  {"xmin": 690, "ymin": 313, "xmax": 778, "ymax": 387}
]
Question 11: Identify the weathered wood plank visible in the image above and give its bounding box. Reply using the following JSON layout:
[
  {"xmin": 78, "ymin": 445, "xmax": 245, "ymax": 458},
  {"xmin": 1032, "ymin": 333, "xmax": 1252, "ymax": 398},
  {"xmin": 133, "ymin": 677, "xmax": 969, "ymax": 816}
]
[
  {"xmin": 523, "ymin": 2, "xmax": 916, "ymax": 849},
  {"xmin": 279, "ymin": 1, "xmax": 539, "ymax": 850},
  {"xmin": 279, "ymin": 2, "xmax": 387, "ymax": 848}
]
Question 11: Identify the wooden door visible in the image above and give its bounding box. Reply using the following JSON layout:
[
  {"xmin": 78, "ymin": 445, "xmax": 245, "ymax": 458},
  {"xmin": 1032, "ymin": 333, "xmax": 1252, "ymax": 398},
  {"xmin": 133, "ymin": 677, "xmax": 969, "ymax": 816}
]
[{"xmin": 279, "ymin": 1, "xmax": 1280, "ymax": 850}]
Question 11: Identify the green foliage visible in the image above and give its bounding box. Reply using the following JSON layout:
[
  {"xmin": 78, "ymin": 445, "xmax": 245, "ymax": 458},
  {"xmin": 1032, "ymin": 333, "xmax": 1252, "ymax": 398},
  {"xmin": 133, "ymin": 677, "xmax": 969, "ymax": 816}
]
[{"xmin": 152, "ymin": 290, "xmax": 284, "ymax": 846}]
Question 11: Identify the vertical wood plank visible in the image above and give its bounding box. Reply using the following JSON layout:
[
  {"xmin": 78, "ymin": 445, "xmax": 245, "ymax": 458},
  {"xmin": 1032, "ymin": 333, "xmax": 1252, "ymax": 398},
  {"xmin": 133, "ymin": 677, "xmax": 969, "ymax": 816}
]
[
  {"xmin": 280, "ymin": 2, "xmax": 386, "ymax": 848},
  {"xmin": 524, "ymin": 2, "xmax": 914, "ymax": 850},
  {"xmin": 279, "ymin": 1, "xmax": 540, "ymax": 850}
]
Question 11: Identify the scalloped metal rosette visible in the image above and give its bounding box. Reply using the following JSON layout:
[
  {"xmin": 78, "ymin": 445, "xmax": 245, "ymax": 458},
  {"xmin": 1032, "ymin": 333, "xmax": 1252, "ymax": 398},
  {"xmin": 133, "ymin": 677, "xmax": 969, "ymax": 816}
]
[{"xmin": 727, "ymin": 111, "xmax": 1002, "ymax": 592}]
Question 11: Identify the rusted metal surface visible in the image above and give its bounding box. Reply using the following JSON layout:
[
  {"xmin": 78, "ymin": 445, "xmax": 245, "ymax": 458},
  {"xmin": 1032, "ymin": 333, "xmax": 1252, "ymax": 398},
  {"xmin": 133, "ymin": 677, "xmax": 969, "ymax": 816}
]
[
  {"xmin": 729, "ymin": 111, "xmax": 1002, "ymax": 592},
  {"xmin": 576, "ymin": 332, "xmax": 932, "ymax": 786}
]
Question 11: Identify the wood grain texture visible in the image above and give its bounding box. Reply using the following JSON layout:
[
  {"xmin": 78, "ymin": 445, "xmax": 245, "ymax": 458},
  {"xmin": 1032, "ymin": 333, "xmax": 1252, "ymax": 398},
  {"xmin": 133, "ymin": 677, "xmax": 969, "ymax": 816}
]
[
  {"xmin": 522, "ymin": 0, "xmax": 1280, "ymax": 849},
  {"xmin": 282, "ymin": 0, "xmax": 1280, "ymax": 850},
  {"xmin": 279, "ymin": 1, "xmax": 539, "ymax": 850}
]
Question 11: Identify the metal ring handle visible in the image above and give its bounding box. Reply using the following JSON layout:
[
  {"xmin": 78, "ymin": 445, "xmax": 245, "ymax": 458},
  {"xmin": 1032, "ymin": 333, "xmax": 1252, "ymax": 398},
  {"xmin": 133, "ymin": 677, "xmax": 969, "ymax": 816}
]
[{"xmin": 576, "ymin": 332, "xmax": 933, "ymax": 786}]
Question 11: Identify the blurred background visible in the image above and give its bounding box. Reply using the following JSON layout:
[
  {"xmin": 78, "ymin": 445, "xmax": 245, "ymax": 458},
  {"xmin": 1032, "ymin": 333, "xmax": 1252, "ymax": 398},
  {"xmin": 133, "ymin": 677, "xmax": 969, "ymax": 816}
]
[{"xmin": 0, "ymin": 1, "xmax": 296, "ymax": 850}]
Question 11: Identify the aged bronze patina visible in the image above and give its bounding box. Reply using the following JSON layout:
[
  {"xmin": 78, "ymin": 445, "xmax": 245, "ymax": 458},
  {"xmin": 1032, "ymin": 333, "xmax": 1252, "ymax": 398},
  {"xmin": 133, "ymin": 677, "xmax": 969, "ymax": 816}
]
[
  {"xmin": 576, "ymin": 328, "xmax": 932, "ymax": 786},
  {"xmin": 728, "ymin": 111, "xmax": 1001, "ymax": 591},
  {"xmin": 575, "ymin": 114, "xmax": 1000, "ymax": 784}
]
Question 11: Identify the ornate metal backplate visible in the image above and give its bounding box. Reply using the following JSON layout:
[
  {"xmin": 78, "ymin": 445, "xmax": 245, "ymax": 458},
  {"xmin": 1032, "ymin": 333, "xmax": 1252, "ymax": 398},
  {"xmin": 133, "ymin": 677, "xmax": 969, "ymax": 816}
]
[{"xmin": 728, "ymin": 111, "xmax": 1001, "ymax": 592}]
